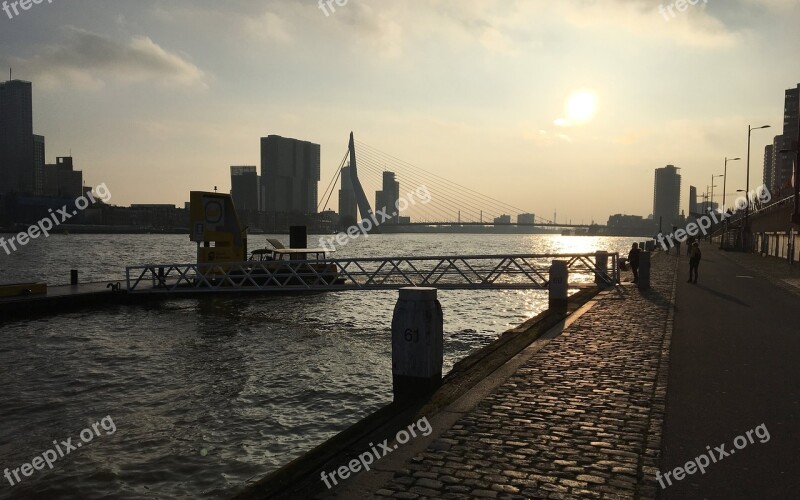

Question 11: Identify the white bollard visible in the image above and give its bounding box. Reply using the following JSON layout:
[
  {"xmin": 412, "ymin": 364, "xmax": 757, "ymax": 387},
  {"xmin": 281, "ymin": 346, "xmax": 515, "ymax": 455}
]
[
  {"xmin": 549, "ymin": 260, "xmax": 568, "ymax": 311},
  {"xmin": 391, "ymin": 287, "xmax": 444, "ymax": 401}
]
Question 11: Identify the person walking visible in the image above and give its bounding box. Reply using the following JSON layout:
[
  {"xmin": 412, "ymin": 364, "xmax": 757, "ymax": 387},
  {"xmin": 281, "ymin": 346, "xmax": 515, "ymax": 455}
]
[
  {"xmin": 628, "ymin": 242, "xmax": 641, "ymax": 284},
  {"xmin": 688, "ymin": 241, "xmax": 702, "ymax": 283}
]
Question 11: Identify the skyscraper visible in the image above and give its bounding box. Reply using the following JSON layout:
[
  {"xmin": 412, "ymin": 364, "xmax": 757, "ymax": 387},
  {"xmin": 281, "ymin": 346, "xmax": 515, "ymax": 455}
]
[
  {"xmin": 230, "ymin": 166, "xmax": 260, "ymax": 211},
  {"xmin": 775, "ymin": 84, "xmax": 800, "ymax": 194},
  {"xmin": 375, "ymin": 171, "xmax": 400, "ymax": 224},
  {"xmin": 260, "ymin": 135, "xmax": 320, "ymax": 214},
  {"xmin": 33, "ymin": 134, "xmax": 45, "ymax": 196},
  {"xmin": 653, "ymin": 165, "xmax": 681, "ymax": 230},
  {"xmin": 0, "ymin": 80, "xmax": 34, "ymax": 194},
  {"xmin": 689, "ymin": 185, "xmax": 698, "ymax": 215}
]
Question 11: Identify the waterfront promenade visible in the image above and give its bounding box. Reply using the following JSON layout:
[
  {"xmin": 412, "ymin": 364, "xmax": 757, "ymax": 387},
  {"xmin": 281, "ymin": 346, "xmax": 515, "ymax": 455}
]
[
  {"xmin": 315, "ymin": 244, "xmax": 800, "ymax": 499},
  {"xmin": 326, "ymin": 255, "xmax": 679, "ymax": 499},
  {"xmin": 662, "ymin": 242, "xmax": 800, "ymax": 498}
]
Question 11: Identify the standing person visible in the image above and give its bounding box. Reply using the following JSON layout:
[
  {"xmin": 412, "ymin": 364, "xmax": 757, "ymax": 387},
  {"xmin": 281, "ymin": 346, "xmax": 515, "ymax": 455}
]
[
  {"xmin": 628, "ymin": 242, "xmax": 641, "ymax": 284},
  {"xmin": 686, "ymin": 235, "xmax": 695, "ymax": 255},
  {"xmin": 688, "ymin": 241, "xmax": 702, "ymax": 283}
]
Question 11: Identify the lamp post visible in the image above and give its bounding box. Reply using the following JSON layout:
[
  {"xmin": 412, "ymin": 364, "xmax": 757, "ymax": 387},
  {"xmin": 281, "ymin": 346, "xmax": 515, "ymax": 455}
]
[
  {"xmin": 722, "ymin": 157, "xmax": 740, "ymax": 212},
  {"xmin": 710, "ymin": 175, "xmax": 723, "ymax": 213}
]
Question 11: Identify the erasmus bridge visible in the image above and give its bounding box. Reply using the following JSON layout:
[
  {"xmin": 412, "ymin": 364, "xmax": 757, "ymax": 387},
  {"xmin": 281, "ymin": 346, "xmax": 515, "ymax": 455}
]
[{"xmin": 318, "ymin": 133, "xmax": 597, "ymax": 231}]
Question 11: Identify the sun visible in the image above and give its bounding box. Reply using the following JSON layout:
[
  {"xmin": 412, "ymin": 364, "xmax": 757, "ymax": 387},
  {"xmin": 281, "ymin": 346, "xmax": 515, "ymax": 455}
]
[{"xmin": 565, "ymin": 90, "xmax": 598, "ymax": 123}]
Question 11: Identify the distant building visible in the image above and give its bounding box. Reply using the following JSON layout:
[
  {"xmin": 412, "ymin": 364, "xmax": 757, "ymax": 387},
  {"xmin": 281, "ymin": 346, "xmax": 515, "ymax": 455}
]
[
  {"xmin": 230, "ymin": 166, "xmax": 260, "ymax": 211},
  {"xmin": 653, "ymin": 165, "xmax": 681, "ymax": 231},
  {"xmin": 517, "ymin": 213, "xmax": 535, "ymax": 225},
  {"xmin": 260, "ymin": 135, "xmax": 320, "ymax": 214},
  {"xmin": 775, "ymin": 84, "xmax": 799, "ymax": 195},
  {"xmin": 338, "ymin": 166, "xmax": 357, "ymax": 227},
  {"xmin": 763, "ymin": 144, "xmax": 775, "ymax": 192},
  {"xmin": 494, "ymin": 214, "xmax": 511, "ymax": 224},
  {"xmin": 607, "ymin": 214, "xmax": 654, "ymax": 236},
  {"xmin": 375, "ymin": 171, "xmax": 400, "ymax": 224},
  {"xmin": 0, "ymin": 80, "xmax": 34, "ymax": 194},
  {"xmin": 44, "ymin": 157, "xmax": 82, "ymax": 199},
  {"xmin": 689, "ymin": 185, "xmax": 698, "ymax": 216},
  {"xmin": 33, "ymin": 134, "xmax": 45, "ymax": 196}
]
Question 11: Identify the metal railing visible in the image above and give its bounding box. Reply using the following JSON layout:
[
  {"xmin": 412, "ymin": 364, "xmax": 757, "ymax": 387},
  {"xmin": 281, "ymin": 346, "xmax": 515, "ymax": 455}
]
[{"xmin": 125, "ymin": 253, "xmax": 619, "ymax": 294}]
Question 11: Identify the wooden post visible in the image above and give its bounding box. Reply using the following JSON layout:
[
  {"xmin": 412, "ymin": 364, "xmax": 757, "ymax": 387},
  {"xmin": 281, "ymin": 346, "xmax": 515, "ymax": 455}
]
[
  {"xmin": 391, "ymin": 287, "xmax": 443, "ymax": 401},
  {"xmin": 549, "ymin": 260, "xmax": 568, "ymax": 311}
]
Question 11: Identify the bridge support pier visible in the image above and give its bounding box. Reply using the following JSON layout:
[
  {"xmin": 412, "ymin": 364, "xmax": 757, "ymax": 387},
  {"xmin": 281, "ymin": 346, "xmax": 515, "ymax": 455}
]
[{"xmin": 391, "ymin": 287, "xmax": 444, "ymax": 402}]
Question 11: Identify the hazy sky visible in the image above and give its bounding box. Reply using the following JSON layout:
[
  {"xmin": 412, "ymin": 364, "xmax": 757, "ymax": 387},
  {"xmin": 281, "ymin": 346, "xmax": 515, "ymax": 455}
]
[{"xmin": 1, "ymin": 0, "xmax": 798, "ymax": 223}]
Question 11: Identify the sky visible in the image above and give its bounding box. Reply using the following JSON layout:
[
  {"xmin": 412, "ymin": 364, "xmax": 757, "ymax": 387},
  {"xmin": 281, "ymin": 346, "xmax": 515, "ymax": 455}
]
[{"xmin": 1, "ymin": 0, "xmax": 798, "ymax": 224}]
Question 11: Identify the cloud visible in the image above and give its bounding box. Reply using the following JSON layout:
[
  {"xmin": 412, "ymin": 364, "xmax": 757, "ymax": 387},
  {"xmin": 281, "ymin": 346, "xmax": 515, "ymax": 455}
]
[{"xmin": 2, "ymin": 27, "xmax": 207, "ymax": 91}]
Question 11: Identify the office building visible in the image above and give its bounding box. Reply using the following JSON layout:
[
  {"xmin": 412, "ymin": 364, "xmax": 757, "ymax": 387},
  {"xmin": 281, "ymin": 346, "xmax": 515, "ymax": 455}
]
[
  {"xmin": 494, "ymin": 214, "xmax": 511, "ymax": 224},
  {"xmin": 375, "ymin": 171, "xmax": 400, "ymax": 224},
  {"xmin": 0, "ymin": 80, "xmax": 34, "ymax": 194},
  {"xmin": 43, "ymin": 157, "xmax": 82, "ymax": 199},
  {"xmin": 775, "ymin": 84, "xmax": 800, "ymax": 194},
  {"xmin": 653, "ymin": 164, "xmax": 681, "ymax": 230},
  {"xmin": 517, "ymin": 213, "xmax": 535, "ymax": 225},
  {"xmin": 260, "ymin": 135, "xmax": 320, "ymax": 214},
  {"xmin": 689, "ymin": 185, "xmax": 698, "ymax": 215},
  {"xmin": 33, "ymin": 134, "xmax": 45, "ymax": 196},
  {"xmin": 230, "ymin": 166, "xmax": 260, "ymax": 211}
]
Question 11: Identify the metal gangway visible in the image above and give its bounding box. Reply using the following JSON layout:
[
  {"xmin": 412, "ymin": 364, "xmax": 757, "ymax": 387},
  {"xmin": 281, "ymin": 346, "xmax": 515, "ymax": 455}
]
[{"xmin": 125, "ymin": 253, "xmax": 620, "ymax": 294}]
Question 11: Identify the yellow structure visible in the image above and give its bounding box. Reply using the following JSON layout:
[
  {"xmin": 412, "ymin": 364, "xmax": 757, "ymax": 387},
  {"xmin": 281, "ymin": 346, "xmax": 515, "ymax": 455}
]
[{"xmin": 189, "ymin": 191, "xmax": 247, "ymax": 265}]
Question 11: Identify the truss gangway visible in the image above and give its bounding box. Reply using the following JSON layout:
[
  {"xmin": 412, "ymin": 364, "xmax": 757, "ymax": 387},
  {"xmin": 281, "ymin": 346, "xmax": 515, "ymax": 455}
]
[{"xmin": 125, "ymin": 253, "xmax": 620, "ymax": 294}]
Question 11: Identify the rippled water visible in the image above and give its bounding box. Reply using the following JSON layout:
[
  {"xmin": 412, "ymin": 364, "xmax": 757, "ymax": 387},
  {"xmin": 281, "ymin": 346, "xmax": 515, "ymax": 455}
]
[{"xmin": 0, "ymin": 233, "xmax": 638, "ymax": 499}]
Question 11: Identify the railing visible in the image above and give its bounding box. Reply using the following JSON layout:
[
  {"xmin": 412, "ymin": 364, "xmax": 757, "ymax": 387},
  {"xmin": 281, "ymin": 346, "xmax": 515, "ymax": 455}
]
[{"xmin": 125, "ymin": 253, "xmax": 620, "ymax": 294}]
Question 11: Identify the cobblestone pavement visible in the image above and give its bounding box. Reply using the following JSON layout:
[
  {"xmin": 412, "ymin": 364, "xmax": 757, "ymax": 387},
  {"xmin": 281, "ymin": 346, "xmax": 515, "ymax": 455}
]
[{"xmin": 375, "ymin": 255, "xmax": 678, "ymax": 499}]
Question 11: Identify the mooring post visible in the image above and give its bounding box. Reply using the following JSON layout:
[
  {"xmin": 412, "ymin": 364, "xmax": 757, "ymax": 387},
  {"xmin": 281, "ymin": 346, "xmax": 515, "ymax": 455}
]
[
  {"xmin": 391, "ymin": 287, "xmax": 443, "ymax": 402},
  {"xmin": 549, "ymin": 260, "xmax": 568, "ymax": 311},
  {"xmin": 594, "ymin": 251, "xmax": 609, "ymax": 286},
  {"xmin": 70, "ymin": 269, "xmax": 78, "ymax": 286},
  {"xmin": 638, "ymin": 251, "xmax": 651, "ymax": 290}
]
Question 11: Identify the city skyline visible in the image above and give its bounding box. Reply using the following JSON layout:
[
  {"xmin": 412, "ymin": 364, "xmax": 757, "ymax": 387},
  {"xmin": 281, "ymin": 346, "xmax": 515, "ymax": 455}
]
[{"xmin": 0, "ymin": 0, "xmax": 797, "ymax": 222}]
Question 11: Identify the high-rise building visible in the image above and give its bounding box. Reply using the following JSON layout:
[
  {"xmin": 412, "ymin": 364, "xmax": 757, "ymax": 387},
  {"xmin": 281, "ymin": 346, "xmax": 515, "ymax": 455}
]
[
  {"xmin": 260, "ymin": 135, "xmax": 320, "ymax": 214},
  {"xmin": 763, "ymin": 144, "xmax": 775, "ymax": 192},
  {"xmin": 230, "ymin": 166, "xmax": 260, "ymax": 211},
  {"xmin": 33, "ymin": 134, "xmax": 45, "ymax": 196},
  {"xmin": 653, "ymin": 165, "xmax": 681, "ymax": 230},
  {"xmin": 0, "ymin": 80, "xmax": 34, "ymax": 194},
  {"xmin": 338, "ymin": 166, "xmax": 357, "ymax": 226},
  {"xmin": 689, "ymin": 185, "xmax": 698, "ymax": 215},
  {"xmin": 775, "ymin": 84, "xmax": 800, "ymax": 194},
  {"xmin": 375, "ymin": 171, "xmax": 400, "ymax": 224}
]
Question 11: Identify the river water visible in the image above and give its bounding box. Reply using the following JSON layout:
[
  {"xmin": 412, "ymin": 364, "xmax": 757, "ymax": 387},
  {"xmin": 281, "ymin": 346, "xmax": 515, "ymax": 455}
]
[{"xmin": 0, "ymin": 233, "xmax": 638, "ymax": 499}]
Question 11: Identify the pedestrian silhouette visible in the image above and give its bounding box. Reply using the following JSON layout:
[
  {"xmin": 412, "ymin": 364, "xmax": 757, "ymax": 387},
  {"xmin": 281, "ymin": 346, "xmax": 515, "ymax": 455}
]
[
  {"xmin": 688, "ymin": 241, "xmax": 701, "ymax": 283},
  {"xmin": 628, "ymin": 242, "xmax": 641, "ymax": 284}
]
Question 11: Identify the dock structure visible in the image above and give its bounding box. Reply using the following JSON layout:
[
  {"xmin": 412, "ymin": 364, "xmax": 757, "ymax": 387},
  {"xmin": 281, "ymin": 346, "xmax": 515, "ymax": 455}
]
[
  {"xmin": 235, "ymin": 245, "xmax": 800, "ymax": 499},
  {"xmin": 0, "ymin": 281, "xmax": 124, "ymax": 321},
  {"xmin": 125, "ymin": 253, "xmax": 620, "ymax": 294}
]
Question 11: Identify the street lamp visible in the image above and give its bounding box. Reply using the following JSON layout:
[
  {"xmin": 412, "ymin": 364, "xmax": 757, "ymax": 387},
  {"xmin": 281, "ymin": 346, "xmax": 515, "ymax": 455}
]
[
  {"xmin": 744, "ymin": 124, "xmax": 771, "ymax": 250},
  {"xmin": 710, "ymin": 175, "xmax": 723, "ymax": 214},
  {"xmin": 722, "ymin": 157, "xmax": 740, "ymax": 211}
]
